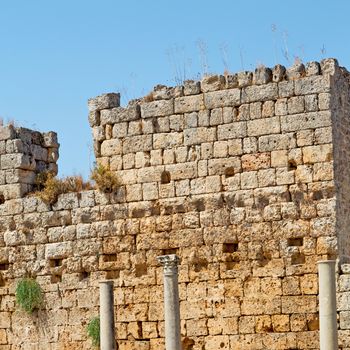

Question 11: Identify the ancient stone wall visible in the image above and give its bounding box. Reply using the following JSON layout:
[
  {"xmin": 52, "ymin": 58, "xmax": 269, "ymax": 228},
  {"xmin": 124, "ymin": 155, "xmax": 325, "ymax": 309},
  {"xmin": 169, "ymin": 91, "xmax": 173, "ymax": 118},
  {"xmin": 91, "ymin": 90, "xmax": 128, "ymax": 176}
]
[{"xmin": 0, "ymin": 58, "xmax": 350, "ymax": 350}]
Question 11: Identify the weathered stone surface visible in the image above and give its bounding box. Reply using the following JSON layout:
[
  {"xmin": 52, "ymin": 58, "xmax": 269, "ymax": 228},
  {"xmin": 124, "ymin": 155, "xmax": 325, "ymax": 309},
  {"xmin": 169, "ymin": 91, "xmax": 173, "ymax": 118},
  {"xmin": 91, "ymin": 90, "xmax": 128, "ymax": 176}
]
[
  {"xmin": 88, "ymin": 93, "xmax": 120, "ymax": 112},
  {"xmin": 100, "ymin": 105, "xmax": 140, "ymax": 125},
  {"xmin": 141, "ymin": 99, "xmax": 174, "ymax": 118}
]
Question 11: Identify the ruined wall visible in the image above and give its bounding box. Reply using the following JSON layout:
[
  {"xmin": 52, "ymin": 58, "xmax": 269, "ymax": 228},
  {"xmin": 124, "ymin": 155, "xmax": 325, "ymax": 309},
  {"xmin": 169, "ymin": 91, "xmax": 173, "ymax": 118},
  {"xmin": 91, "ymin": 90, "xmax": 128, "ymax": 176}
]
[{"xmin": 0, "ymin": 58, "xmax": 350, "ymax": 350}]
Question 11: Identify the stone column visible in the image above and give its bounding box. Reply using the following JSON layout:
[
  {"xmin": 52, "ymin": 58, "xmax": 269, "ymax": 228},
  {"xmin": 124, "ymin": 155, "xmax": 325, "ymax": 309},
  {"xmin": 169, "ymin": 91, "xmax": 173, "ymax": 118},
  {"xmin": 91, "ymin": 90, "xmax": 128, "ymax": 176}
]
[
  {"xmin": 99, "ymin": 280, "xmax": 116, "ymax": 350},
  {"xmin": 157, "ymin": 254, "xmax": 181, "ymax": 350},
  {"xmin": 318, "ymin": 260, "xmax": 338, "ymax": 350}
]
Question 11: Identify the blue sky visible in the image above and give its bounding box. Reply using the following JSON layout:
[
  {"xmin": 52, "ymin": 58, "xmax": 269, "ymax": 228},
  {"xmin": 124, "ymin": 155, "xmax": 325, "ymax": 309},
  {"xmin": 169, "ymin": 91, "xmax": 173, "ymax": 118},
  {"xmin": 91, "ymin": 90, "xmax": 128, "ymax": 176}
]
[{"xmin": 0, "ymin": 0, "xmax": 347, "ymax": 178}]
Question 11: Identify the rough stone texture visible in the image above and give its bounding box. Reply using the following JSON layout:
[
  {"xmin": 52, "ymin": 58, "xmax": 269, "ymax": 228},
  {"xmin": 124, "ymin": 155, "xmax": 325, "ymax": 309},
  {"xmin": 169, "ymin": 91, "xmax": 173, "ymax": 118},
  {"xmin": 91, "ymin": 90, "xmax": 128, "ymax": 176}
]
[{"xmin": 1, "ymin": 58, "xmax": 350, "ymax": 350}]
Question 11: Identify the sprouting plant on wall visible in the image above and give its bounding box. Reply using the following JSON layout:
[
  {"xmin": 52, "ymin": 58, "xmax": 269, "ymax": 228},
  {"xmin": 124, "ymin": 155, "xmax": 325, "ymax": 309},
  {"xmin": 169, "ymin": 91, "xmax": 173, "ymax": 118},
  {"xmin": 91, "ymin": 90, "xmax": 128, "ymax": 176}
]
[
  {"xmin": 87, "ymin": 316, "xmax": 100, "ymax": 347},
  {"xmin": 90, "ymin": 164, "xmax": 120, "ymax": 194},
  {"xmin": 15, "ymin": 278, "xmax": 43, "ymax": 314},
  {"xmin": 34, "ymin": 171, "xmax": 92, "ymax": 205}
]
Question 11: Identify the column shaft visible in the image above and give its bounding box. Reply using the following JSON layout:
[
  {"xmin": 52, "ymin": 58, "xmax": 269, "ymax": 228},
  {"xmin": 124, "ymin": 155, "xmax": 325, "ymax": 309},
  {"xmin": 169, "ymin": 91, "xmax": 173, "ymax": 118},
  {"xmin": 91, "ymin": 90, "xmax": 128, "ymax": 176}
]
[
  {"xmin": 99, "ymin": 281, "xmax": 116, "ymax": 350},
  {"xmin": 318, "ymin": 260, "xmax": 338, "ymax": 350}
]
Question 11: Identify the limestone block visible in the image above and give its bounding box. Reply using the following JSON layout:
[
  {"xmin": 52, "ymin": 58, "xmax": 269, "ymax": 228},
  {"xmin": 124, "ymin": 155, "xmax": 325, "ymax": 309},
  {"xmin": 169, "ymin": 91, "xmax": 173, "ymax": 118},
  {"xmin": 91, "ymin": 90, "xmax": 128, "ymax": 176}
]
[
  {"xmin": 237, "ymin": 71, "xmax": 253, "ymax": 87},
  {"xmin": 271, "ymin": 315, "xmax": 290, "ymax": 332},
  {"xmin": 88, "ymin": 110, "xmax": 100, "ymax": 127},
  {"xmin": 300, "ymin": 274, "xmax": 318, "ymax": 294},
  {"xmin": 313, "ymin": 162, "xmax": 333, "ymax": 181},
  {"xmin": 278, "ymin": 81, "xmax": 294, "ymax": 98},
  {"xmin": 262, "ymin": 100, "xmax": 275, "ymax": 118},
  {"xmin": 186, "ymin": 318, "xmax": 208, "ymax": 336},
  {"xmin": 241, "ymin": 83, "xmax": 278, "ymax": 103},
  {"xmin": 272, "ymin": 64, "xmax": 286, "ymax": 82},
  {"xmin": 305, "ymin": 61, "xmax": 320, "ymax": 76},
  {"xmin": 302, "ymin": 144, "xmax": 332, "ymax": 163},
  {"xmin": 253, "ymin": 67, "xmax": 272, "ymax": 85},
  {"xmin": 281, "ymin": 295, "xmax": 317, "ymax": 314},
  {"xmin": 314, "ymin": 126, "xmax": 332, "ymax": 144},
  {"xmin": 142, "ymin": 182, "xmax": 158, "ymax": 201},
  {"xmin": 153, "ymin": 132, "xmax": 183, "ymax": 149},
  {"xmin": 228, "ymin": 139, "xmax": 242, "ymax": 156},
  {"xmin": 204, "ymin": 335, "xmax": 230, "ymax": 350},
  {"xmin": 0, "ymin": 183, "xmax": 29, "ymax": 199},
  {"xmin": 100, "ymin": 139, "xmax": 122, "ymax": 156},
  {"xmin": 137, "ymin": 166, "xmax": 164, "ymax": 183},
  {"xmin": 238, "ymin": 104, "xmax": 249, "ymax": 120},
  {"xmin": 249, "ymin": 102, "xmax": 262, "ymax": 119},
  {"xmin": 318, "ymin": 92, "xmax": 331, "ymax": 110},
  {"xmin": 247, "ymin": 117, "xmax": 280, "ymax": 137},
  {"xmin": 208, "ymin": 157, "xmax": 241, "ymax": 176},
  {"xmin": 184, "ymin": 127, "xmax": 216, "ymax": 145},
  {"xmin": 275, "ymin": 98, "xmax": 288, "ymax": 116},
  {"xmin": 128, "ymin": 120, "xmax": 142, "ymax": 136},
  {"xmin": 225, "ymin": 74, "xmax": 239, "ymax": 89},
  {"xmin": 223, "ymin": 107, "xmax": 235, "ymax": 123},
  {"xmin": 152, "ymin": 84, "xmax": 182, "ymax": 100},
  {"xmin": 295, "ymin": 165, "xmax": 313, "ymax": 183},
  {"xmin": 241, "ymin": 171, "xmax": 258, "ymax": 189},
  {"xmin": 213, "ymin": 141, "xmax": 228, "ymax": 158},
  {"xmin": 5, "ymin": 169, "xmax": 35, "ymax": 184},
  {"xmin": 174, "ymin": 94, "xmax": 204, "ymax": 113},
  {"xmin": 165, "ymin": 162, "xmax": 197, "ymax": 180},
  {"xmin": 88, "ymin": 92, "xmax": 120, "ymax": 112},
  {"xmin": 241, "ymin": 296, "xmax": 281, "ymax": 315},
  {"xmin": 286, "ymin": 62, "xmax": 305, "ymax": 80},
  {"xmin": 123, "ymin": 153, "xmax": 135, "ymax": 169},
  {"xmin": 210, "ymin": 108, "xmax": 223, "ymax": 126},
  {"xmin": 295, "ymin": 75, "xmax": 331, "ymax": 95},
  {"xmin": 305, "ymin": 94, "xmax": 318, "ymax": 112},
  {"xmin": 201, "ymin": 74, "xmax": 225, "ymax": 92},
  {"xmin": 198, "ymin": 110, "xmax": 210, "ymax": 127},
  {"xmin": 243, "ymin": 137, "xmax": 258, "ymax": 154},
  {"xmin": 281, "ymin": 111, "xmax": 331, "ymax": 132},
  {"xmin": 288, "ymin": 96, "xmax": 304, "ymax": 114},
  {"xmin": 241, "ymin": 153, "xmax": 270, "ymax": 171},
  {"xmin": 320, "ymin": 58, "xmax": 339, "ymax": 75},
  {"xmin": 258, "ymin": 133, "xmax": 296, "ymax": 152},
  {"xmin": 217, "ymin": 121, "xmax": 247, "ymax": 140},
  {"xmin": 276, "ymin": 167, "xmax": 294, "ymax": 185},
  {"xmin": 239, "ymin": 316, "xmax": 255, "ymax": 334},
  {"xmin": 0, "ymin": 126, "xmax": 16, "ymax": 141},
  {"xmin": 92, "ymin": 126, "xmax": 105, "ymax": 142},
  {"xmin": 258, "ymin": 169, "xmax": 276, "ymax": 187},
  {"xmin": 1, "ymin": 154, "xmax": 35, "ymax": 170},
  {"xmin": 141, "ymin": 99, "xmax": 174, "ymax": 118},
  {"xmin": 45, "ymin": 242, "xmax": 73, "ymax": 260},
  {"xmin": 183, "ymin": 80, "xmax": 201, "ymax": 95},
  {"xmin": 123, "ymin": 135, "xmax": 153, "ymax": 153},
  {"xmin": 204, "ymin": 89, "xmax": 241, "ymax": 109}
]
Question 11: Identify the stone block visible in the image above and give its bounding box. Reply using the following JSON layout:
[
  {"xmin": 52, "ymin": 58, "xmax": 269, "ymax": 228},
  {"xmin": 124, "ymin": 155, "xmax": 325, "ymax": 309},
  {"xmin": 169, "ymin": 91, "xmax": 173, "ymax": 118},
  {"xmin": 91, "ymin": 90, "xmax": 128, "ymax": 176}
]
[
  {"xmin": 123, "ymin": 135, "xmax": 153, "ymax": 153},
  {"xmin": 237, "ymin": 71, "xmax": 253, "ymax": 87},
  {"xmin": 184, "ymin": 127, "xmax": 216, "ymax": 145},
  {"xmin": 295, "ymin": 75, "xmax": 331, "ymax": 95},
  {"xmin": 0, "ymin": 126, "xmax": 16, "ymax": 141},
  {"xmin": 247, "ymin": 117, "xmax": 280, "ymax": 136},
  {"xmin": 183, "ymin": 80, "xmax": 201, "ymax": 95},
  {"xmin": 88, "ymin": 92, "xmax": 120, "ymax": 112},
  {"xmin": 204, "ymin": 89, "xmax": 241, "ymax": 109},
  {"xmin": 45, "ymin": 242, "xmax": 73, "ymax": 259},
  {"xmin": 201, "ymin": 74, "xmax": 225, "ymax": 92},
  {"xmin": 1, "ymin": 154, "xmax": 35, "ymax": 170},
  {"xmin": 217, "ymin": 121, "xmax": 247, "ymax": 140},
  {"xmin": 258, "ymin": 133, "xmax": 296, "ymax": 152},
  {"xmin": 242, "ymin": 83, "xmax": 278, "ymax": 103},
  {"xmin": 100, "ymin": 139, "xmax": 122, "ymax": 156},
  {"xmin": 272, "ymin": 64, "xmax": 286, "ymax": 82},
  {"xmin": 174, "ymin": 94, "xmax": 204, "ymax": 113},
  {"xmin": 281, "ymin": 111, "xmax": 331, "ymax": 132},
  {"xmin": 141, "ymin": 99, "xmax": 174, "ymax": 118},
  {"xmin": 100, "ymin": 105, "xmax": 140, "ymax": 125},
  {"xmin": 153, "ymin": 132, "xmax": 183, "ymax": 149},
  {"xmin": 302, "ymin": 144, "xmax": 332, "ymax": 163}
]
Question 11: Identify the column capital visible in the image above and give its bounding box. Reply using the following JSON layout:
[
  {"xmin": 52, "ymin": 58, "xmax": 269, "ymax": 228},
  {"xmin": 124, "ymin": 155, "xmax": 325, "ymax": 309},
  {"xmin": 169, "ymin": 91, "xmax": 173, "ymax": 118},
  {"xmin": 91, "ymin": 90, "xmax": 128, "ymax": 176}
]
[{"xmin": 157, "ymin": 254, "xmax": 180, "ymax": 275}]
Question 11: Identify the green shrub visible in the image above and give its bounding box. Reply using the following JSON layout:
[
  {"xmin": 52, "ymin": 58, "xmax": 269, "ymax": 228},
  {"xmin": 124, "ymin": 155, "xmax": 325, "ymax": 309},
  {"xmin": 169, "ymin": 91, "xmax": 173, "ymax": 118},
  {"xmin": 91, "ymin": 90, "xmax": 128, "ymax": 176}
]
[
  {"xmin": 87, "ymin": 316, "xmax": 100, "ymax": 347},
  {"xmin": 91, "ymin": 164, "xmax": 120, "ymax": 194},
  {"xmin": 15, "ymin": 278, "xmax": 43, "ymax": 314}
]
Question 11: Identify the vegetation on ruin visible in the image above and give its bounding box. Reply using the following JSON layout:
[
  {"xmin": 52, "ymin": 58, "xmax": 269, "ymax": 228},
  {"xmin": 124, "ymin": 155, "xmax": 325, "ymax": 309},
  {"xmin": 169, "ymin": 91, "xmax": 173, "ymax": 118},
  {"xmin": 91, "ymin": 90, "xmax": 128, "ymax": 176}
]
[
  {"xmin": 34, "ymin": 171, "xmax": 93, "ymax": 205},
  {"xmin": 90, "ymin": 164, "xmax": 120, "ymax": 194},
  {"xmin": 15, "ymin": 278, "xmax": 43, "ymax": 314},
  {"xmin": 87, "ymin": 316, "xmax": 100, "ymax": 347}
]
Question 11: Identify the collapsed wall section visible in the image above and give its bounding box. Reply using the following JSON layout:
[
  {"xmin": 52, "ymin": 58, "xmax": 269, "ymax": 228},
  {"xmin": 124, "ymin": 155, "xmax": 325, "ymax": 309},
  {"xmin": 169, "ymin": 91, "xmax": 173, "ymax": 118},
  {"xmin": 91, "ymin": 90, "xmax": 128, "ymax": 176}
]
[{"xmin": 0, "ymin": 58, "xmax": 350, "ymax": 350}]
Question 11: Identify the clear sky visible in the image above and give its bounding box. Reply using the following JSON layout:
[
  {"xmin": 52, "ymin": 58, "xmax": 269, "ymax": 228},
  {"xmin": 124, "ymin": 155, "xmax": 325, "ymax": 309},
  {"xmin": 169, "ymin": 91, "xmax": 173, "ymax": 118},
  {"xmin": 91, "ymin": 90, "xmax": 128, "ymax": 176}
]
[{"xmin": 0, "ymin": 0, "xmax": 347, "ymax": 178}]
